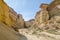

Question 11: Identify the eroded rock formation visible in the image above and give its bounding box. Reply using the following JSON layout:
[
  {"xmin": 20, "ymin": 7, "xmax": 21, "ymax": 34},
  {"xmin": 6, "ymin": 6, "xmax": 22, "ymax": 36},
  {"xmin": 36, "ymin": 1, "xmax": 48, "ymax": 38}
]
[
  {"xmin": 0, "ymin": 0, "xmax": 11, "ymax": 26},
  {"xmin": 0, "ymin": 0, "xmax": 25, "ymax": 29},
  {"xmin": 30, "ymin": 0, "xmax": 60, "ymax": 31},
  {"xmin": 16, "ymin": 14, "xmax": 24, "ymax": 28},
  {"xmin": 25, "ymin": 19, "xmax": 34, "ymax": 28},
  {"xmin": 0, "ymin": 0, "xmax": 25, "ymax": 40},
  {"xmin": 35, "ymin": 4, "xmax": 49, "ymax": 25}
]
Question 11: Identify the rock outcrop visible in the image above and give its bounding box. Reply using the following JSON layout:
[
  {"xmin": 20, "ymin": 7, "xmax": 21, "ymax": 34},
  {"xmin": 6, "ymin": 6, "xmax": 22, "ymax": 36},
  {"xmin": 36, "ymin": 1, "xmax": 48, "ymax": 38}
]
[
  {"xmin": 30, "ymin": 0, "xmax": 60, "ymax": 31},
  {"xmin": 34, "ymin": 4, "xmax": 49, "ymax": 28},
  {"xmin": 0, "ymin": 0, "xmax": 25, "ymax": 40},
  {"xmin": 9, "ymin": 7, "xmax": 25, "ymax": 32},
  {"xmin": 0, "ymin": 0, "xmax": 11, "ymax": 27},
  {"xmin": 0, "ymin": 0, "xmax": 25, "ymax": 30},
  {"xmin": 48, "ymin": 0, "xmax": 60, "ymax": 18},
  {"xmin": 48, "ymin": 0, "xmax": 60, "ymax": 27},
  {"xmin": 25, "ymin": 19, "xmax": 34, "ymax": 28},
  {"xmin": 37, "ymin": 4, "xmax": 49, "ymax": 24},
  {"xmin": 35, "ymin": 4, "xmax": 49, "ymax": 24},
  {"xmin": 18, "ymin": 1, "xmax": 60, "ymax": 40},
  {"xmin": 16, "ymin": 14, "xmax": 24, "ymax": 28},
  {"xmin": 9, "ymin": 7, "xmax": 17, "ymax": 27}
]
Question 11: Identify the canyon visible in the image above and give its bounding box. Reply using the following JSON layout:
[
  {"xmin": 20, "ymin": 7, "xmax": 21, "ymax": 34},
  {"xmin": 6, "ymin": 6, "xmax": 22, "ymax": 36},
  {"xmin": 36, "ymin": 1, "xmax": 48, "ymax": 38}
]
[{"xmin": 0, "ymin": 0, "xmax": 60, "ymax": 40}]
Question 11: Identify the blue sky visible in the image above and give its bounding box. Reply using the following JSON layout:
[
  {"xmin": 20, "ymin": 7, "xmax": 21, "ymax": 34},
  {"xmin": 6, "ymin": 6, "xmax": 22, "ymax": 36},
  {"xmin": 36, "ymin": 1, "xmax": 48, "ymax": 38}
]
[{"xmin": 4, "ymin": 0, "xmax": 53, "ymax": 21}]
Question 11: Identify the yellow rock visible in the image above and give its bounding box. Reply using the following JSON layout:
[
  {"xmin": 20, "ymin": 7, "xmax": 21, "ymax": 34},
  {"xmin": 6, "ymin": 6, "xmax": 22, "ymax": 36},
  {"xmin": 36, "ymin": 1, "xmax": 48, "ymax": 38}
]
[
  {"xmin": 0, "ymin": 0, "xmax": 11, "ymax": 26},
  {"xmin": 35, "ymin": 4, "xmax": 49, "ymax": 24},
  {"xmin": 0, "ymin": 0, "xmax": 17, "ymax": 27}
]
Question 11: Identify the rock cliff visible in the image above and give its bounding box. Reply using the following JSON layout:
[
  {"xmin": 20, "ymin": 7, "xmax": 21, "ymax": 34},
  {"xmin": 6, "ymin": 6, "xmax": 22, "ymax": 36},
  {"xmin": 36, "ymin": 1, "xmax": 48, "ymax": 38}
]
[
  {"xmin": 0, "ymin": 0, "xmax": 25, "ymax": 30},
  {"xmin": 35, "ymin": 4, "xmax": 49, "ymax": 25},
  {"xmin": 0, "ymin": 0, "xmax": 25, "ymax": 40},
  {"xmin": 0, "ymin": 0, "xmax": 11, "ymax": 26},
  {"xmin": 16, "ymin": 14, "xmax": 24, "ymax": 28},
  {"xmin": 19, "ymin": 0, "xmax": 60, "ymax": 40},
  {"xmin": 30, "ymin": 0, "xmax": 60, "ymax": 31}
]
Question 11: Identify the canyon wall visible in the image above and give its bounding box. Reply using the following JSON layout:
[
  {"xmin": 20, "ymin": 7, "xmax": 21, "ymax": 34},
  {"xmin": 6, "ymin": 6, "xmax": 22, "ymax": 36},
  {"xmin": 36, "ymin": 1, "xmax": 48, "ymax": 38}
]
[
  {"xmin": 29, "ymin": 0, "xmax": 60, "ymax": 31},
  {"xmin": 0, "ymin": 0, "xmax": 25, "ymax": 40}
]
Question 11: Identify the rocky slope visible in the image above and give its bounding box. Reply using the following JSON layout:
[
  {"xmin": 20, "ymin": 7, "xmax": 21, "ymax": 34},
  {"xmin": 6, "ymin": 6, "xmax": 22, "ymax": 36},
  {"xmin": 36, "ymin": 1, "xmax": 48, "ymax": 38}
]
[{"xmin": 0, "ymin": 0, "xmax": 25, "ymax": 40}]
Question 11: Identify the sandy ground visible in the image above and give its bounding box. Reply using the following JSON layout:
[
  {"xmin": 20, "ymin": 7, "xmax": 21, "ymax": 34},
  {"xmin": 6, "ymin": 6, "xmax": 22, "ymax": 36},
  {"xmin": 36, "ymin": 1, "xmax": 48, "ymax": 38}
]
[{"xmin": 19, "ymin": 29, "xmax": 60, "ymax": 40}]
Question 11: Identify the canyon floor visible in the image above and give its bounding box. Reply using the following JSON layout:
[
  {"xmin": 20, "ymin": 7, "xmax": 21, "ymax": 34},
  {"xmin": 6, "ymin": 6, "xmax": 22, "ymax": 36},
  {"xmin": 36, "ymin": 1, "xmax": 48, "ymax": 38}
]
[{"xmin": 19, "ymin": 28, "xmax": 60, "ymax": 40}]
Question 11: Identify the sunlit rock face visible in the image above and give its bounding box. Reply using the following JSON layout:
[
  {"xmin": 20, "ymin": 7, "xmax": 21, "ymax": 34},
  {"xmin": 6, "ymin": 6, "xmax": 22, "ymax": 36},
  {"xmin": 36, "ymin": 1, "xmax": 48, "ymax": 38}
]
[
  {"xmin": 0, "ymin": 0, "xmax": 25, "ymax": 29},
  {"xmin": 9, "ymin": 7, "xmax": 25, "ymax": 31},
  {"xmin": 0, "ymin": 0, "xmax": 21, "ymax": 40},
  {"xmin": 31, "ymin": 0, "xmax": 60, "ymax": 30},
  {"xmin": 0, "ymin": 0, "xmax": 18, "ymax": 27},
  {"xmin": 35, "ymin": 4, "xmax": 49, "ymax": 25},
  {"xmin": 0, "ymin": 0, "xmax": 11, "ymax": 26},
  {"xmin": 9, "ymin": 7, "xmax": 17, "ymax": 27},
  {"xmin": 35, "ymin": 11, "xmax": 41, "ymax": 25}
]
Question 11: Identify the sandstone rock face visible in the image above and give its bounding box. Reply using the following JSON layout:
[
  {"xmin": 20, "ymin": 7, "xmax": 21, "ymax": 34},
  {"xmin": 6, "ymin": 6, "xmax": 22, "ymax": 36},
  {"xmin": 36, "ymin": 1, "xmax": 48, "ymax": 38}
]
[
  {"xmin": 48, "ymin": 0, "xmax": 60, "ymax": 18},
  {"xmin": 48, "ymin": 0, "xmax": 60, "ymax": 10},
  {"xmin": 19, "ymin": 0, "xmax": 60, "ymax": 40},
  {"xmin": 35, "ymin": 11, "xmax": 41, "ymax": 25},
  {"xmin": 9, "ymin": 7, "xmax": 24, "ymax": 30},
  {"xmin": 35, "ymin": 4, "xmax": 49, "ymax": 25},
  {"xmin": 9, "ymin": 7, "xmax": 17, "ymax": 16},
  {"xmin": 0, "ymin": 0, "xmax": 25, "ymax": 31},
  {"xmin": 0, "ymin": 0, "xmax": 25, "ymax": 29},
  {"xmin": 32, "ymin": 0, "xmax": 60, "ymax": 31},
  {"xmin": 0, "ymin": 0, "xmax": 26, "ymax": 40},
  {"xmin": 25, "ymin": 19, "xmax": 35, "ymax": 28},
  {"xmin": 48, "ymin": 0, "xmax": 60, "ymax": 23},
  {"xmin": 16, "ymin": 14, "xmax": 24, "ymax": 28},
  {"xmin": 0, "ymin": 0, "xmax": 11, "ymax": 26},
  {"xmin": 9, "ymin": 7, "xmax": 17, "ymax": 27}
]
